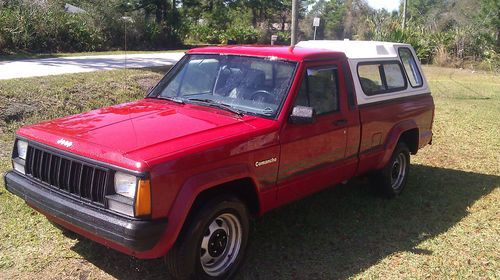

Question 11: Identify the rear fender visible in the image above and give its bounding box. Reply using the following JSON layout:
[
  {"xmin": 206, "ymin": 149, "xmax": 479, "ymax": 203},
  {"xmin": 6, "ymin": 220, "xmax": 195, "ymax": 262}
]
[{"xmin": 376, "ymin": 120, "xmax": 418, "ymax": 169}]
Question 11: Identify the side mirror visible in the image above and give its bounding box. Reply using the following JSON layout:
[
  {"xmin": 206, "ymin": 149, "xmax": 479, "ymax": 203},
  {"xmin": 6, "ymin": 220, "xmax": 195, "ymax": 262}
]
[{"xmin": 289, "ymin": 106, "xmax": 314, "ymax": 124}]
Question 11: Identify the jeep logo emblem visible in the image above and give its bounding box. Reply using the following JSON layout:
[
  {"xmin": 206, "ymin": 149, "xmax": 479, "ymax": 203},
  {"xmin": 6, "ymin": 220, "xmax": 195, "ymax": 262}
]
[{"xmin": 57, "ymin": 139, "xmax": 73, "ymax": 148}]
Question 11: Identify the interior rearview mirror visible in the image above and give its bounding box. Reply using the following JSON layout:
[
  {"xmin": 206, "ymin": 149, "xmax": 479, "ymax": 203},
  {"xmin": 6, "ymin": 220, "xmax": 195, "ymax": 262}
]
[{"xmin": 289, "ymin": 106, "xmax": 314, "ymax": 124}]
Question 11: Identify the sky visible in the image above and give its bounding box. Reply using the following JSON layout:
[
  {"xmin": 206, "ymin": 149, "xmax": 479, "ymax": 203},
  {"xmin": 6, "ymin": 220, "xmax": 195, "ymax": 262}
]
[{"xmin": 366, "ymin": 0, "xmax": 401, "ymax": 11}]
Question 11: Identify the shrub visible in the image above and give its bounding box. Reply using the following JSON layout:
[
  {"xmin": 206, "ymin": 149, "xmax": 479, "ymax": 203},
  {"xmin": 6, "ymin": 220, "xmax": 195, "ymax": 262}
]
[
  {"xmin": 224, "ymin": 25, "xmax": 260, "ymax": 44},
  {"xmin": 187, "ymin": 22, "xmax": 261, "ymax": 45},
  {"xmin": 276, "ymin": 31, "xmax": 291, "ymax": 44},
  {"xmin": 56, "ymin": 13, "xmax": 105, "ymax": 52},
  {"xmin": 0, "ymin": 2, "xmax": 107, "ymax": 53},
  {"xmin": 480, "ymin": 50, "xmax": 500, "ymax": 71},
  {"xmin": 189, "ymin": 24, "xmax": 223, "ymax": 44},
  {"xmin": 433, "ymin": 46, "xmax": 452, "ymax": 67}
]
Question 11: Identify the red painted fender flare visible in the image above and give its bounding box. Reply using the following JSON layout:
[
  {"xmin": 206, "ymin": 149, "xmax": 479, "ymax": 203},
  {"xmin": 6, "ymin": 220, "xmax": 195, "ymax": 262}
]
[
  {"xmin": 139, "ymin": 163, "xmax": 259, "ymax": 259},
  {"xmin": 376, "ymin": 120, "xmax": 418, "ymax": 170}
]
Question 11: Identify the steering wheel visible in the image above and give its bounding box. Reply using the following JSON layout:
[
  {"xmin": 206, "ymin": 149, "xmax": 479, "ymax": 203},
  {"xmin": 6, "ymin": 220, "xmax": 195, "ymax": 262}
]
[{"xmin": 249, "ymin": 90, "xmax": 274, "ymax": 103}]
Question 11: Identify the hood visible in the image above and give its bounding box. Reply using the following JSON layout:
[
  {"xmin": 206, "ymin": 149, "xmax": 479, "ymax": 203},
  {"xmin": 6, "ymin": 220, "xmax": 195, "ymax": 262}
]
[{"xmin": 18, "ymin": 99, "xmax": 268, "ymax": 169}]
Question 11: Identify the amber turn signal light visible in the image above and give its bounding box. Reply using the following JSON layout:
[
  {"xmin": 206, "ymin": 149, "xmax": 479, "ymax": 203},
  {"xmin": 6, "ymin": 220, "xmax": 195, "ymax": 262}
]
[{"xmin": 135, "ymin": 179, "xmax": 151, "ymax": 217}]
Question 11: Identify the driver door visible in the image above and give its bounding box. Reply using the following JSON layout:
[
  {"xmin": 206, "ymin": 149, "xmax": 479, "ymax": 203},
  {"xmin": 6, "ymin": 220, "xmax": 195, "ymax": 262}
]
[{"xmin": 277, "ymin": 61, "xmax": 353, "ymax": 203}]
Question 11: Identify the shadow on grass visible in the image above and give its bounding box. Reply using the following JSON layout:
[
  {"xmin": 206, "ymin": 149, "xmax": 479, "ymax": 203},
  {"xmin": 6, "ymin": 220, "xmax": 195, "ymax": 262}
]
[
  {"xmin": 70, "ymin": 164, "xmax": 499, "ymax": 279},
  {"xmin": 139, "ymin": 66, "xmax": 172, "ymax": 75}
]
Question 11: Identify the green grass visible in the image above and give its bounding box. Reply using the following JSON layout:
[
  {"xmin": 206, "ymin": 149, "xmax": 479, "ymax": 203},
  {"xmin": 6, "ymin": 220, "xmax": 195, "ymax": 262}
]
[
  {"xmin": 0, "ymin": 49, "xmax": 186, "ymax": 61},
  {"xmin": 0, "ymin": 66, "xmax": 499, "ymax": 279}
]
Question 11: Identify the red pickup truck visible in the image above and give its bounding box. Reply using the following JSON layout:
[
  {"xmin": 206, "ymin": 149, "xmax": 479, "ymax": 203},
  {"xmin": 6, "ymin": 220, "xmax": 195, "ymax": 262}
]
[{"xmin": 5, "ymin": 41, "xmax": 434, "ymax": 279}]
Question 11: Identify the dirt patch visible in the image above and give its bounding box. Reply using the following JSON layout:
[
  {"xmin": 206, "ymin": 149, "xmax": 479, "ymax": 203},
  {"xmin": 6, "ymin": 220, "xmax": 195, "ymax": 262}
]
[
  {"xmin": 135, "ymin": 77, "xmax": 160, "ymax": 91},
  {"xmin": 1, "ymin": 102, "xmax": 37, "ymax": 124}
]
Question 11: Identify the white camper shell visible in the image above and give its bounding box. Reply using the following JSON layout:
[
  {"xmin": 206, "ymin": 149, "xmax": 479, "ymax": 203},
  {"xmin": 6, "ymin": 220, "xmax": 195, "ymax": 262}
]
[{"xmin": 296, "ymin": 40, "xmax": 430, "ymax": 106}]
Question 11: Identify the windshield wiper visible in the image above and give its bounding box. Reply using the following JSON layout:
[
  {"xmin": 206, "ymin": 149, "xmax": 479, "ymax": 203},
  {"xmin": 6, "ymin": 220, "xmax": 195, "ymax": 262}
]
[
  {"xmin": 155, "ymin": 96, "xmax": 185, "ymax": 104},
  {"xmin": 187, "ymin": 98, "xmax": 244, "ymax": 117}
]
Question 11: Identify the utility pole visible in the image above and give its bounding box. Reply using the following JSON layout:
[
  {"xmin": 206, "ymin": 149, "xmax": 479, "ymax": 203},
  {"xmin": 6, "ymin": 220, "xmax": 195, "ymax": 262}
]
[
  {"xmin": 402, "ymin": 0, "xmax": 407, "ymax": 30},
  {"xmin": 291, "ymin": 0, "xmax": 298, "ymax": 46}
]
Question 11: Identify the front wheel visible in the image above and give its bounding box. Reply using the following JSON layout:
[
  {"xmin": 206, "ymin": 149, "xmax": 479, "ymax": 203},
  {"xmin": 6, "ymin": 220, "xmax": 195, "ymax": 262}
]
[
  {"xmin": 165, "ymin": 196, "xmax": 249, "ymax": 280},
  {"xmin": 373, "ymin": 142, "xmax": 411, "ymax": 197}
]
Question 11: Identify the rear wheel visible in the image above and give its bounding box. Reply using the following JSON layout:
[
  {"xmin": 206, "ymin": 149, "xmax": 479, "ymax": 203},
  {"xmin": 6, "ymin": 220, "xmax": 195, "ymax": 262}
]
[
  {"xmin": 374, "ymin": 142, "xmax": 410, "ymax": 197},
  {"xmin": 165, "ymin": 196, "xmax": 249, "ymax": 280}
]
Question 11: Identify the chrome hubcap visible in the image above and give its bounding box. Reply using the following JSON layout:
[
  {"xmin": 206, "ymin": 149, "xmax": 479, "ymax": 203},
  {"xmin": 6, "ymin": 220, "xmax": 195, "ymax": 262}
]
[
  {"xmin": 200, "ymin": 213, "xmax": 242, "ymax": 277},
  {"xmin": 390, "ymin": 153, "xmax": 407, "ymax": 190}
]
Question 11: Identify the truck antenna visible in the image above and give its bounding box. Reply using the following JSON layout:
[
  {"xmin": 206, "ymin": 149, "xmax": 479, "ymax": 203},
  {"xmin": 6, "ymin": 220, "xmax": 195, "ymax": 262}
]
[{"xmin": 121, "ymin": 16, "xmax": 134, "ymax": 94}]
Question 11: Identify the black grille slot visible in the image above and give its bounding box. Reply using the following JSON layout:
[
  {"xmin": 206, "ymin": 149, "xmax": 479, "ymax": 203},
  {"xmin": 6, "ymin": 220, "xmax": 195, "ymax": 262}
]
[{"xmin": 25, "ymin": 145, "xmax": 109, "ymax": 205}]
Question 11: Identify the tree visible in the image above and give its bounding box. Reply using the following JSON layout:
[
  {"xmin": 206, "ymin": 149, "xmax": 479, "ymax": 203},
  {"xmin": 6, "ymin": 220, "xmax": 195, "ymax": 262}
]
[
  {"xmin": 478, "ymin": 0, "xmax": 500, "ymax": 48},
  {"xmin": 310, "ymin": 0, "xmax": 346, "ymax": 40}
]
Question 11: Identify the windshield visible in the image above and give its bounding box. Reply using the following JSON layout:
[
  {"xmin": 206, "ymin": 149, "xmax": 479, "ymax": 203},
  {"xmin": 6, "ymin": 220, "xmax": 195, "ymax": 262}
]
[{"xmin": 150, "ymin": 54, "xmax": 297, "ymax": 118}]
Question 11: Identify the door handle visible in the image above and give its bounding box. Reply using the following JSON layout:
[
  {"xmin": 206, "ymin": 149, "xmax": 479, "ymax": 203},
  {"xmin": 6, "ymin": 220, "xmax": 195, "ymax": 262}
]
[{"xmin": 334, "ymin": 119, "xmax": 348, "ymax": 126}]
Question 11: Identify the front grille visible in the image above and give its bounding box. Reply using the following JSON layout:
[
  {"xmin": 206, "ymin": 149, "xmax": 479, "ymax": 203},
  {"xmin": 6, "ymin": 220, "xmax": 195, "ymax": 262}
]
[{"xmin": 25, "ymin": 145, "xmax": 110, "ymax": 205}]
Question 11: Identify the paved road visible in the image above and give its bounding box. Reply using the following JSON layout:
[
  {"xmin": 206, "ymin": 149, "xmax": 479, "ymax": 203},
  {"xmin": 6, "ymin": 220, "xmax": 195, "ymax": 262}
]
[{"xmin": 0, "ymin": 52, "xmax": 185, "ymax": 80}]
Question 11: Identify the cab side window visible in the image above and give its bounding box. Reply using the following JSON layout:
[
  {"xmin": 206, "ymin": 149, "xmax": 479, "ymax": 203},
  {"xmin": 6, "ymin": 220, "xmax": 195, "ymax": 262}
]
[{"xmin": 294, "ymin": 67, "xmax": 339, "ymax": 115}]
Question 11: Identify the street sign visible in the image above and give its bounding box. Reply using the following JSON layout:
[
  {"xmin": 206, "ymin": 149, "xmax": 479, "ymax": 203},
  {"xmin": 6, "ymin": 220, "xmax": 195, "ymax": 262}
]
[
  {"xmin": 313, "ymin": 17, "xmax": 320, "ymax": 27},
  {"xmin": 313, "ymin": 17, "xmax": 320, "ymax": 40}
]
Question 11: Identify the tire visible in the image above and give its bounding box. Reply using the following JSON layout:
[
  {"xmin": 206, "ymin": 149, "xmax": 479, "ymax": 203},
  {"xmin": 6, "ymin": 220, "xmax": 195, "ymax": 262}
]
[
  {"xmin": 374, "ymin": 142, "xmax": 411, "ymax": 198},
  {"xmin": 165, "ymin": 196, "xmax": 250, "ymax": 280}
]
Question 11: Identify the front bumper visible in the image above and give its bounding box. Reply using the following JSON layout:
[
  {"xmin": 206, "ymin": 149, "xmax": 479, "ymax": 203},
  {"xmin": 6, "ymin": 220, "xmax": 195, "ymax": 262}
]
[{"xmin": 4, "ymin": 171, "xmax": 167, "ymax": 252}]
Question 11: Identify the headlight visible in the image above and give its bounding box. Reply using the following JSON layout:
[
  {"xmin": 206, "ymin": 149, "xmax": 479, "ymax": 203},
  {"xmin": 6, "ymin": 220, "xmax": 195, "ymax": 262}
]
[
  {"xmin": 114, "ymin": 172, "xmax": 137, "ymax": 198},
  {"xmin": 12, "ymin": 139, "xmax": 28, "ymax": 174},
  {"xmin": 109, "ymin": 172, "xmax": 151, "ymax": 217},
  {"xmin": 17, "ymin": 140, "xmax": 28, "ymax": 160}
]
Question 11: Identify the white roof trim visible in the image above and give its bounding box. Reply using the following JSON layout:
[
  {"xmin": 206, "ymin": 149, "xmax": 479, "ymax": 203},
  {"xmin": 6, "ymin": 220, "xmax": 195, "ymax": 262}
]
[{"xmin": 296, "ymin": 40, "xmax": 410, "ymax": 59}]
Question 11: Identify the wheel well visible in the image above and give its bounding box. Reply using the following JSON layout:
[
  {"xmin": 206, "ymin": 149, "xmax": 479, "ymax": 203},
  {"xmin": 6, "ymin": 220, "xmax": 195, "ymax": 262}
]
[
  {"xmin": 399, "ymin": 128, "xmax": 419, "ymax": 154},
  {"xmin": 191, "ymin": 178, "xmax": 260, "ymax": 217}
]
